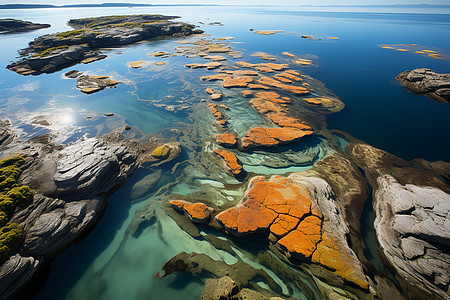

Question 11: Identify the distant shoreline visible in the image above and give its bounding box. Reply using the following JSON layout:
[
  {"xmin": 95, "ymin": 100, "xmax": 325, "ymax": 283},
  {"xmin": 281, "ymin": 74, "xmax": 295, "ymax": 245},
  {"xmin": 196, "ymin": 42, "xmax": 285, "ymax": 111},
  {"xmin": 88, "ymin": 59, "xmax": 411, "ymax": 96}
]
[{"xmin": 1, "ymin": 3, "xmax": 450, "ymax": 10}]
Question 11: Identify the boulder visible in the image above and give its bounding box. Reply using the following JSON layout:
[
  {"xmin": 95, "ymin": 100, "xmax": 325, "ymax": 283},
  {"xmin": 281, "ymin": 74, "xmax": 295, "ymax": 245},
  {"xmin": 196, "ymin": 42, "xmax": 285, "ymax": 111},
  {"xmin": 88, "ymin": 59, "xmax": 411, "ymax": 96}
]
[{"xmin": 396, "ymin": 68, "xmax": 450, "ymax": 103}]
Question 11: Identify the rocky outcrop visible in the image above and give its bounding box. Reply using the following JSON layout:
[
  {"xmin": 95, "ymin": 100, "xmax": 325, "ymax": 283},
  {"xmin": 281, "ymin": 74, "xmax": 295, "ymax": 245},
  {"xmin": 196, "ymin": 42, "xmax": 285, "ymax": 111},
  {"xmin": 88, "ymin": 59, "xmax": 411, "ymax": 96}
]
[
  {"xmin": 374, "ymin": 174, "xmax": 449, "ymax": 300},
  {"xmin": 0, "ymin": 254, "xmax": 40, "ymax": 299},
  {"xmin": 347, "ymin": 142, "xmax": 450, "ymax": 299},
  {"xmin": 396, "ymin": 68, "xmax": 450, "ymax": 103},
  {"xmin": 75, "ymin": 74, "xmax": 119, "ymax": 94},
  {"xmin": 7, "ymin": 14, "xmax": 202, "ymax": 75},
  {"xmin": 215, "ymin": 175, "xmax": 368, "ymax": 289},
  {"xmin": 0, "ymin": 130, "xmax": 178, "ymax": 299},
  {"xmin": 0, "ymin": 18, "xmax": 50, "ymax": 34}
]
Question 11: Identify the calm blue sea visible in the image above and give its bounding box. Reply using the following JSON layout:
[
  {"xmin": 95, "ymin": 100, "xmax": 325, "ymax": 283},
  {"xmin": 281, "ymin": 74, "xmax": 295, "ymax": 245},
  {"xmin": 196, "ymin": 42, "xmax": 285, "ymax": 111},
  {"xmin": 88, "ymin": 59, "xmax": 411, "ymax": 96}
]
[{"xmin": 0, "ymin": 5, "xmax": 449, "ymax": 300}]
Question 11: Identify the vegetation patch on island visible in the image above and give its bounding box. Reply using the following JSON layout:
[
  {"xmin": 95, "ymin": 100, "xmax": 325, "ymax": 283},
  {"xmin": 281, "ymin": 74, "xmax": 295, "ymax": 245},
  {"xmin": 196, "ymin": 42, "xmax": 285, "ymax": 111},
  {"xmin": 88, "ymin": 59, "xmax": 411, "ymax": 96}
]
[{"xmin": 7, "ymin": 14, "xmax": 202, "ymax": 75}]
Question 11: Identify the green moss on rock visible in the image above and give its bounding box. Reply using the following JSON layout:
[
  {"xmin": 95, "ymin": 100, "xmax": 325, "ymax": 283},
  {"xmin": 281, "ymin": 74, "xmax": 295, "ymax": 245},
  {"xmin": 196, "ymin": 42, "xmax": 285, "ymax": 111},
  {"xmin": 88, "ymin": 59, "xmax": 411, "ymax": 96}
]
[
  {"xmin": 6, "ymin": 186, "xmax": 32, "ymax": 206},
  {"xmin": 56, "ymin": 29, "xmax": 86, "ymax": 38},
  {"xmin": 0, "ymin": 222, "xmax": 23, "ymax": 263},
  {"xmin": 34, "ymin": 45, "xmax": 70, "ymax": 57}
]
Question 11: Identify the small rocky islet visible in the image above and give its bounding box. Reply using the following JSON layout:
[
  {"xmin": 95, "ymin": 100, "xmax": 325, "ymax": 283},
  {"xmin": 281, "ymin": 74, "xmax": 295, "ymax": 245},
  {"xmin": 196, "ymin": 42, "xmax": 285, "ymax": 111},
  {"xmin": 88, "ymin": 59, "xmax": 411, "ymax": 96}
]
[{"xmin": 0, "ymin": 13, "xmax": 449, "ymax": 300}]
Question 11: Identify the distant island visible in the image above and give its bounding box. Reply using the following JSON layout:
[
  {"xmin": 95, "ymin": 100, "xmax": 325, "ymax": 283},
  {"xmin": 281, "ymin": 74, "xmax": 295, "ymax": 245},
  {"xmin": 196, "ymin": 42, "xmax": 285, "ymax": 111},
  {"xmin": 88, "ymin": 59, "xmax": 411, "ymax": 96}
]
[
  {"xmin": 0, "ymin": 3, "xmax": 218, "ymax": 9},
  {"xmin": 1, "ymin": 3, "xmax": 450, "ymax": 9}
]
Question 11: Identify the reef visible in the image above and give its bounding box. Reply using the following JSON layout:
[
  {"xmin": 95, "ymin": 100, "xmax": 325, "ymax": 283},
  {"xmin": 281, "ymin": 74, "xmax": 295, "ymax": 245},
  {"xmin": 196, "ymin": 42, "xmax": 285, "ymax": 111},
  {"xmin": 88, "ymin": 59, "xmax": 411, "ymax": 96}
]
[
  {"xmin": 396, "ymin": 68, "xmax": 450, "ymax": 103},
  {"xmin": 0, "ymin": 18, "xmax": 50, "ymax": 34},
  {"xmin": 7, "ymin": 14, "xmax": 202, "ymax": 75}
]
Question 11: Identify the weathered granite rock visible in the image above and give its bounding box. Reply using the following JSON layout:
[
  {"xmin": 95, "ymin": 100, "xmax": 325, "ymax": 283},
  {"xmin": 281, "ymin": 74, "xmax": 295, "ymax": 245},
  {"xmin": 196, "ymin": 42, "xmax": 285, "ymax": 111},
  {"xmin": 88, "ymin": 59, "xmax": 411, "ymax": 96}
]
[
  {"xmin": 347, "ymin": 141, "xmax": 450, "ymax": 299},
  {"xmin": 396, "ymin": 68, "xmax": 450, "ymax": 103},
  {"xmin": 7, "ymin": 15, "xmax": 201, "ymax": 75},
  {"xmin": 0, "ymin": 119, "xmax": 14, "ymax": 149},
  {"xmin": 0, "ymin": 254, "xmax": 40, "ymax": 299},
  {"xmin": 0, "ymin": 18, "xmax": 50, "ymax": 34},
  {"xmin": 374, "ymin": 174, "xmax": 450, "ymax": 299},
  {"xmin": 52, "ymin": 137, "xmax": 138, "ymax": 201}
]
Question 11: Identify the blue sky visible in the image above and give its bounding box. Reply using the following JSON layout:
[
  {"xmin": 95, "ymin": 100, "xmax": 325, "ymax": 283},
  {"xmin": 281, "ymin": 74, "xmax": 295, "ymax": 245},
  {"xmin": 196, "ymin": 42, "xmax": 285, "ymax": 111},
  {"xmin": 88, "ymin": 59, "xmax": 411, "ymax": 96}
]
[{"xmin": 3, "ymin": 0, "xmax": 449, "ymax": 5}]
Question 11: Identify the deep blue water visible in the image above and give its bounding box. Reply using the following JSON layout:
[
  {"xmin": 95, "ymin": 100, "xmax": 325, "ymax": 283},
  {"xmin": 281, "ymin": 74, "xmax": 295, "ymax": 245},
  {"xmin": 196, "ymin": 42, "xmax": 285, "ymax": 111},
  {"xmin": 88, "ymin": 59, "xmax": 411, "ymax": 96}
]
[{"xmin": 0, "ymin": 5, "xmax": 449, "ymax": 300}]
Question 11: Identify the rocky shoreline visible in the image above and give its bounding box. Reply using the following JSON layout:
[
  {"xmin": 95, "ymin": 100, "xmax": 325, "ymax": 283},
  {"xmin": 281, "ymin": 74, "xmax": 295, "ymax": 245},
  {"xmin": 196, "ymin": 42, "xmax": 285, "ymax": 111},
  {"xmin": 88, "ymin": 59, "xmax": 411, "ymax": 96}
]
[
  {"xmin": 0, "ymin": 122, "xmax": 180, "ymax": 299},
  {"xmin": 7, "ymin": 14, "xmax": 202, "ymax": 75},
  {"xmin": 0, "ymin": 18, "xmax": 50, "ymax": 34}
]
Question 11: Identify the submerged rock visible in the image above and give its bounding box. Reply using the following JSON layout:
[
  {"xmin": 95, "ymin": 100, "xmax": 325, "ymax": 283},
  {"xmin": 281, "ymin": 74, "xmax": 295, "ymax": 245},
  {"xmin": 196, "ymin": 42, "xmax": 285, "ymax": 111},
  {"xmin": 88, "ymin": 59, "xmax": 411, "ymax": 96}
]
[{"xmin": 396, "ymin": 68, "xmax": 450, "ymax": 103}]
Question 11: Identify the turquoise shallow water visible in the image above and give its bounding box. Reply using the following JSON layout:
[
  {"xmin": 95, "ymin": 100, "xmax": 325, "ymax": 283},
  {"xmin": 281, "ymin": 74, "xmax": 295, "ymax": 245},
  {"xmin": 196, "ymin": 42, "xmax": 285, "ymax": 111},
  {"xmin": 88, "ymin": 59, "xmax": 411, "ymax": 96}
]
[{"xmin": 0, "ymin": 5, "xmax": 449, "ymax": 300}]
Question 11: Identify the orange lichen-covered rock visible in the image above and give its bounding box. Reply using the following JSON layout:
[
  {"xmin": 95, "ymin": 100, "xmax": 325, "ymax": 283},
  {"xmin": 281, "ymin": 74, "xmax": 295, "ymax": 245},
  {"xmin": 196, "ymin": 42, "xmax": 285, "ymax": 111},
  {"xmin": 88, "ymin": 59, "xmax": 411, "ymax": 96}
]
[
  {"xmin": 258, "ymin": 77, "xmax": 309, "ymax": 95},
  {"xmin": 235, "ymin": 61, "xmax": 257, "ymax": 68},
  {"xmin": 270, "ymin": 214, "xmax": 300, "ymax": 237},
  {"xmin": 241, "ymin": 127, "xmax": 313, "ymax": 150},
  {"xmin": 235, "ymin": 61, "xmax": 289, "ymax": 71},
  {"xmin": 214, "ymin": 149, "xmax": 243, "ymax": 176},
  {"xmin": 282, "ymin": 52, "xmax": 296, "ymax": 58},
  {"xmin": 279, "ymin": 72, "xmax": 302, "ymax": 81},
  {"xmin": 185, "ymin": 62, "xmax": 222, "ymax": 69},
  {"xmin": 169, "ymin": 200, "xmax": 212, "ymax": 224},
  {"xmin": 303, "ymin": 98, "xmax": 322, "ymax": 105},
  {"xmin": 256, "ymin": 66, "xmax": 274, "ymax": 73},
  {"xmin": 205, "ymin": 88, "xmax": 215, "ymax": 95},
  {"xmin": 286, "ymin": 70, "xmax": 300, "ymax": 76},
  {"xmin": 222, "ymin": 76, "xmax": 254, "ymax": 88},
  {"xmin": 278, "ymin": 229, "xmax": 317, "ymax": 258},
  {"xmin": 241, "ymin": 90, "xmax": 253, "ymax": 97},
  {"xmin": 274, "ymin": 76, "xmax": 293, "ymax": 84},
  {"xmin": 216, "ymin": 176, "xmax": 313, "ymax": 236},
  {"xmin": 225, "ymin": 70, "xmax": 259, "ymax": 76},
  {"xmin": 267, "ymin": 114, "xmax": 312, "ymax": 131},
  {"xmin": 249, "ymin": 98, "xmax": 287, "ymax": 115},
  {"xmin": 248, "ymin": 84, "xmax": 270, "ymax": 90},
  {"xmin": 210, "ymin": 94, "xmax": 223, "ymax": 101},
  {"xmin": 312, "ymin": 232, "xmax": 369, "ymax": 289},
  {"xmin": 201, "ymin": 73, "xmax": 229, "ymax": 81},
  {"xmin": 169, "ymin": 200, "xmax": 191, "ymax": 212},
  {"xmin": 184, "ymin": 202, "xmax": 212, "ymax": 223},
  {"xmin": 215, "ymin": 133, "xmax": 238, "ymax": 148}
]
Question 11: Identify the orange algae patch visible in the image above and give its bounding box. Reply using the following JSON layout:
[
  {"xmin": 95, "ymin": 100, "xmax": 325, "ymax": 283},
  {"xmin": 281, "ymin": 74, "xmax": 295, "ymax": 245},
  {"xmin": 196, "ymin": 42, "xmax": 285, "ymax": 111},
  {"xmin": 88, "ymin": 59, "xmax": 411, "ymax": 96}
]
[
  {"xmin": 395, "ymin": 49, "xmax": 408, "ymax": 52},
  {"xmin": 248, "ymin": 84, "xmax": 270, "ymax": 90},
  {"xmin": 422, "ymin": 49, "xmax": 437, "ymax": 53},
  {"xmin": 381, "ymin": 46, "xmax": 394, "ymax": 49},
  {"xmin": 155, "ymin": 61, "xmax": 166, "ymax": 66},
  {"xmin": 256, "ymin": 66, "xmax": 274, "ymax": 73},
  {"xmin": 241, "ymin": 90, "xmax": 253, "ymax": 97},
  {"xmin": 274, "ymin": 76, "xmax": 293, "ymax": 84},
  {"xmin": 415, "ymin": 51, "xmax": 426, "ymax": 54},
  {"xmin": 294, "ymin": 59, "xmax": 312, "ymax": 66},
  {"xmin": 286, "ymin": 70, "xmax": 300, "ymax": 76},
  {"xmin": 329, "ymin": 37, "xmax": 339, "ymax": 40},
  {"xmin": 214, "ymin": 149, "xmax": 243, "ymax": 176},
  {"xmin": 428, "ymin": 54, "xmax": 443, "ymax": 59}
]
